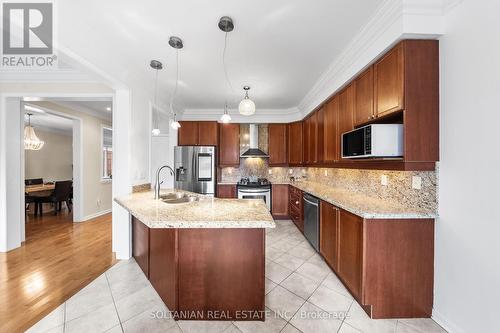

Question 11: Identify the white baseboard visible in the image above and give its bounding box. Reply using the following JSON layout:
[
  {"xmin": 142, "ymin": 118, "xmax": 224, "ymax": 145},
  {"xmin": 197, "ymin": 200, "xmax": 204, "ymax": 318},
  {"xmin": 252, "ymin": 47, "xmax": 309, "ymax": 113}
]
[
  {"xmin": 432, "ymin": 309, "xmax": 466, "ymax": 333},
  {"xmin": 80, "ymin": 209, "xmax": 112, "ymax": 222}
]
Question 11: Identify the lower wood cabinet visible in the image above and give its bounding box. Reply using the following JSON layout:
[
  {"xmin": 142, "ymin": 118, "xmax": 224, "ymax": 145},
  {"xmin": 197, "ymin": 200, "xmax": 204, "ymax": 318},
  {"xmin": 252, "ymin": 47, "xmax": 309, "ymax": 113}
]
[
  {"xmin": 337, "ymin": 209, "xmax": 363, "ymax": 299},
  {"xmin": 132, "ymin": 217, "xmax": 150, "ymax": 278},
  {"xmin": 317, "ymin": 200, "xmax": 435, "ymax": 319},
  {"xmin": 320, "ymin": 201, "xmax": 339, "ymax": 271},
  {"xmin": 271, "ymin": 184, "xmax": 289, "ymax": 219},
  {"xmin": 217, "ymin": 184, "xmax": 236, "ymax": 198},
  {"xmin": 289, "ymin": 185, "xmax": 303, "ymax": 232}
]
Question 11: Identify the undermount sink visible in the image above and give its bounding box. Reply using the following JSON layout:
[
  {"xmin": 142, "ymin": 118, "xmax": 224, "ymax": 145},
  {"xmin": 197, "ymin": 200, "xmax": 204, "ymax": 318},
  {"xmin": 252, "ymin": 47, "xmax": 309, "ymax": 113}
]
[{"xmin": 160, "ymin": 193, "xmax": 199, "ymax": 204}]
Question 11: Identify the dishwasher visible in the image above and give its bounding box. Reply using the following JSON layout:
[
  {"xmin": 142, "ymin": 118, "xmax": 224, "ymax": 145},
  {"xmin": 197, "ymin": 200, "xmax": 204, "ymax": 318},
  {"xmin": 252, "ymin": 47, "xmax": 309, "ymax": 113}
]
[{"xmin": 303, "ymin": 193, "xmax": 320, "ymax": 251}]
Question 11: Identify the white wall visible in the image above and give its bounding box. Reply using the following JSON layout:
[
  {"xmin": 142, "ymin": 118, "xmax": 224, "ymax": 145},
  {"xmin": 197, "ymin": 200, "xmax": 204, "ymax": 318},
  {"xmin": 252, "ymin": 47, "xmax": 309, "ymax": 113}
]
[
  {"xmin": 25, "ymin": 129, "xmax": 73, "ymax": 182},
  {"xmin": 435, "ymin": 1, "xmax": 500, "ymax": 332}
]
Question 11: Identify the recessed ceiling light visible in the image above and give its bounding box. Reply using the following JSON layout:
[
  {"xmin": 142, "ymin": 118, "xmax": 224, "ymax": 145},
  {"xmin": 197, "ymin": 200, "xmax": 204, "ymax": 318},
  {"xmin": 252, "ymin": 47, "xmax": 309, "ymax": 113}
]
[{"xmin": 106, "ymin": 107, "xmax": 111, "ymax": 111}]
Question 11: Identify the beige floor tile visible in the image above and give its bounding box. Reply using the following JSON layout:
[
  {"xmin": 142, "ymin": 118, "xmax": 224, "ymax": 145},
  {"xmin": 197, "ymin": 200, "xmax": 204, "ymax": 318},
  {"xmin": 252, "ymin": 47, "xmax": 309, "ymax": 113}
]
[
  {"xmin": 265, "ymin": 285, "xmax": 306, "ymax": 320},
  {"xmin": 26, "ymin": 304, "xmax": 65, "ymax": 333},
  {"xmin": 308, "ymin": 285, "xmax": 353, "ymax": 316},
  {"xmin": 65, "ymin": 302, "xmax": 120, "ymax": 333},
  {"xmin": 287, "ymin": 245, "xmax": 316, "ymax": 261},
  {"xmin": 280, "ymin": 272, "xmax": 320, "ymax": 300},
  {"xmin": 295, "ymin": 262, "xmax": 330, "ymax": 283},
  {"xmin": 274, "ymin": 253, "xmax": 306, "ymax": 271},
  {"xmin": 265, "ymin": 261, "xmax": 293, "ymax": 284},
  {"xmin": 338, "ymin": 322, "xmax": 362, "ymax": 332},
  {"xmin": 266, "ymin": 278, "xmax": 278, "ymax": 294},
  {"xmin": 115, "ymin": 285, "xmax": 164, "ymax": 323},
  {"xmin": 290, "ymin": 302, "xmax": 343, "ymax": 333},
  {"xmin": 344, "ymin": 302, "xmax": 397, "ymax": 333},
  {"xmin": 397, "ymin": 319, "xmax": 448, "ymax": 333},
  {"xmin": 321, "ymin": 273, "xmax": 353, "ymax": 299},
  {"xmin": 122, "ymin": 306, "xmax": 177, "ymax": 333},
  {"xmin": 222, "ymin": 323, "xmax": 243, "ymax": 333},
  {"xmin": 280, "ymin": 323, "xmax": 303, "ymax": 333},
  {"xmin": 266, "ymin": 246, "xmax": 286, "ymax": 261},
  {"xmin": 233, "ymin": 308, "xmax": 287, "ymax": 333},
  {"xmin": 178, "ymin": 320, "xmax": 232, "ymax": 333},
  {"xmin": 104, "ymin": 325, "xmax": 124, "ymax": 333}
]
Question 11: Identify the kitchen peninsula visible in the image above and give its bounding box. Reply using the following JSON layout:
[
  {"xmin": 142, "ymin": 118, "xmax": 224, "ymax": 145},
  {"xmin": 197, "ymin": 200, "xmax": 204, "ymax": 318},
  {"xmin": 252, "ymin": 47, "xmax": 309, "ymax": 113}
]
[{"xmin": 115, "ymin": 189, "xmax": 275, "ymax": 321}]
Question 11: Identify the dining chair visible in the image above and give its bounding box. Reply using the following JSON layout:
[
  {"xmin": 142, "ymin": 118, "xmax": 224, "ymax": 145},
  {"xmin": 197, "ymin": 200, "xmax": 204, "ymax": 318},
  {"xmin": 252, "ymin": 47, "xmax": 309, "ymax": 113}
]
[{"xmin": 36, "ymin": 180, "xmax": 73, "ymax": 216}]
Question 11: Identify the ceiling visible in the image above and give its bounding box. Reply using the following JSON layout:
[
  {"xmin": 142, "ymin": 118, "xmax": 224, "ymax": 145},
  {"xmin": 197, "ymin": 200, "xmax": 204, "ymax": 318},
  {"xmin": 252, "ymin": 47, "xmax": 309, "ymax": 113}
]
[
  {"xmin": 24, "ymin": 107, "xmax": 74, "ymax": 135},
  {"xmin": 57, "ymin": 0, "xmax": 384, "ymax": 111}
]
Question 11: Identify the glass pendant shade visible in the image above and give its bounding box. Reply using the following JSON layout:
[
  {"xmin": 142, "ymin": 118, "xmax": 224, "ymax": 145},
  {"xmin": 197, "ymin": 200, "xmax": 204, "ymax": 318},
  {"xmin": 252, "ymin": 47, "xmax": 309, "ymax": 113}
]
[
  {"xmin": 239, "ymin": 97, "xmax": 255, "ymax": 116},
  {"xmin": 24, "ymin": 124, "xmax": 44, "ymax": 150},
  {"xmin": 220, "ymin": 113, "xmax": 231, "ymax": 123},
  {"xmin": 152, "ymin": 128, "xmax": 161, "ymax": 136},
  {"xmin": 171, "ymin": 119, "xmax": 181, "ymax": 130}
]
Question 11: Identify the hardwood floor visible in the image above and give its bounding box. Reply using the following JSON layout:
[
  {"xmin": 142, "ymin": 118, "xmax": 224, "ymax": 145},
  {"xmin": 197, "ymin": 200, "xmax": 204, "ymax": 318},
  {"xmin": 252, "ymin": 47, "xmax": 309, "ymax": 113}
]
[{"xmin": 0, "ymin": 210, "xmax": 116, "ymax": 333}]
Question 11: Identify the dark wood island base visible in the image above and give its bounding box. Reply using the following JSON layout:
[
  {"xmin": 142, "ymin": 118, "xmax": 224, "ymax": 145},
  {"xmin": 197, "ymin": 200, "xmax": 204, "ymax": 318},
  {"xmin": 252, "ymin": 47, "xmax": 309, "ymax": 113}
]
[{"xmin": 132, "ymin": 217, "xmax": 266, "ymax": 321}]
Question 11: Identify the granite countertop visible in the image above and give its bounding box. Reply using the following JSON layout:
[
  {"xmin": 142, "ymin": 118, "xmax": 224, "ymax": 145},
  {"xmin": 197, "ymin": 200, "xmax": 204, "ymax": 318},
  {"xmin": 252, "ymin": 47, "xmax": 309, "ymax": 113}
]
[
  {"xmin": 114, "ymin": 189, "xmax": 275, "ymax": 229},
  {"xmin": 284, "ymin": 180, "xmax": 437, "ymax": 219}
]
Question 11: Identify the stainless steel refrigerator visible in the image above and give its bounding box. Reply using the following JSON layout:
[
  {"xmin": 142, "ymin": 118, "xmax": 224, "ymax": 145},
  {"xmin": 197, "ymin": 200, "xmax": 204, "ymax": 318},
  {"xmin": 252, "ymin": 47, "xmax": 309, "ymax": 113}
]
[{"xmin": 174, "ymin": 146, "xmax": 215, "ymax": 195}]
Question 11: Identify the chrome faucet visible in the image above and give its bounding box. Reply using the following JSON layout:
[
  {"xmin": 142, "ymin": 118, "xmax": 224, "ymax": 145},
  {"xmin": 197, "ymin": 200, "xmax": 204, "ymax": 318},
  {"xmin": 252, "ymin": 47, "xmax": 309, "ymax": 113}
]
[{"xmin": 155, "ymin": 165, "xmax": 175, "ymax": 200}]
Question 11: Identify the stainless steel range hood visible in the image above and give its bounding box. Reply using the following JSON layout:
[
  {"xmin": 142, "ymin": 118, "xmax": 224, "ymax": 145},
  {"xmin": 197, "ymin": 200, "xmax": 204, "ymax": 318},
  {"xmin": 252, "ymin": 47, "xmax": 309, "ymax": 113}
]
[{"xmin": 240, "ymin": 124, "xmax": 269, "ymax": 158}]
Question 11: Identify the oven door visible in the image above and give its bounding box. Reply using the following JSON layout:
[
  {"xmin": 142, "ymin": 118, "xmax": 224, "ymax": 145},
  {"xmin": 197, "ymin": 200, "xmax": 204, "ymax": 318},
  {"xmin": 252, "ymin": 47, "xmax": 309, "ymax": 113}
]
[{"xmin": 237, "ymin": 188, "xmax": 271, "ymax": 211}]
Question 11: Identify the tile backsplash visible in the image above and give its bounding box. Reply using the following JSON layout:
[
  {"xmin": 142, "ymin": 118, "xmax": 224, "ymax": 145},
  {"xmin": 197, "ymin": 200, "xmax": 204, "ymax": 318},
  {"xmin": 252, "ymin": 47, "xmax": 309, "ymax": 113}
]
[{"xmin": 220, "ymin": 159, "xmax": 438, "ymax": 212}]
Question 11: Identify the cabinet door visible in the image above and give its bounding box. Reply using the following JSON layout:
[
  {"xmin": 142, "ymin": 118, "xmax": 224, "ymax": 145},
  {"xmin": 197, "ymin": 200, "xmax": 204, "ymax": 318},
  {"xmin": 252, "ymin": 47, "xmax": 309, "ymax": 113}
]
[
  {"xmin": 178, "ymin": 121, "xmax": 199, "ymax": 146},
  {"xmin": 132, "ymin": 217, "xmax": 150, "ymax": 278},
  {"xmin": 323, "ymin": 97, "xmax": 339, "ymax": 163},
  {"xmin": 288, "ymin": 121, "xmax": 303, "ymax": 165},
  {"xmin": 149, "ymin": 228, "xmax": 177, "ymax": 310},
  {"xmin": 309, "ymin": 113, "xmax": 318, "ymax": 164},
  {"xmin": 198, "ymin": 122, "xmax": 218, "ymax": 146},
  {"xmin": 354, "ymin": 67, "xmax": 375, "ymax": 126},
  {"xmin": 316, "ymin": 107, "xmax": 325, "ymax": 164},
  {"xmin": 303, "ymin": 117, "xmax": 310, "ymax": 164},
  {"xmin": 338, "ymin": 209, "xmax": 363, "ymax": 299},
  {"xmin": 217, "ymin": 184, "xmax": 236, "ymax": 198},
  {"xmin": 374, "ymin": 43, "xmax": 404, "ymax": 117},
  {"xmin": 219, "ymin": 123, "xmax": 240, "ymax": 167},
  {"xmin": 320, "ymin": 201, "xmax": 339, "ymax": 271},
  {"xmin": 338, "ymin": 85, "xmax": 355, "ymax": 159},
  {"xmin": 268, "ymin": 124, "xmax": 288, "ymax": 166},
  {"xmin": 271, "ymin": 184, "xmax": 289, "ymax": 219}
]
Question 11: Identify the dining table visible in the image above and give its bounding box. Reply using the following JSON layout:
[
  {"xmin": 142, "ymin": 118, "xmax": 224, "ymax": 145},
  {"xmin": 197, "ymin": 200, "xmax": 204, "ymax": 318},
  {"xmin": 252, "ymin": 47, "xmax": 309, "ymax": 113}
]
[{"xmin": 25, "ymin": 184, "xmax": 56, "ymax": 215}]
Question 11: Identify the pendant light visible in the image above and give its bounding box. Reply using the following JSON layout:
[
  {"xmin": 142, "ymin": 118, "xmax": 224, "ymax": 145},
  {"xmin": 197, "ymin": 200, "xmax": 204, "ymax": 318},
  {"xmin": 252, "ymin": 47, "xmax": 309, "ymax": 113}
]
[
  {"xmin": 239, "ymin": 86, "xmax": 255, "ymax": 116},
  {"xmin": 150, "ymin": 59, "xmax": 163, "ymax": 136},
  {"xmin": 219, "ymin": 16, "xmax": 233, "ymax": 123},
  {"xmin": 24, "ymin": 113, "xmax": 45, "ymax": 150},
  {"xmin": 169, "ymin": 36, "xmax": 183, "ymax": 130}
]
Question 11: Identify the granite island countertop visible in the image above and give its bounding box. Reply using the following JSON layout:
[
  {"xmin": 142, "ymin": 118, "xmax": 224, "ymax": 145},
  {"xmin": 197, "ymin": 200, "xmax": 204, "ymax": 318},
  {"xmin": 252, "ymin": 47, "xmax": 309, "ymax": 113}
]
[
  {"xmin": 114, "ymin": 189, "xmax": 275, "ymax": 228},
  {"xmin": 277, "ymin": 180, "xmax": 437, "ymax": 219}
]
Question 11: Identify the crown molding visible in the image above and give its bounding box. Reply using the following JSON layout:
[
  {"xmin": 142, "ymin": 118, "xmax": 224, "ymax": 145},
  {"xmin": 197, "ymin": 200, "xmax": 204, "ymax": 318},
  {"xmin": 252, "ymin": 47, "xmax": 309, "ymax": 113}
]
[
  {"xmin": 48, "ymin": 100, "xmax": 112, "ymax": 122},
  {"xmin": 0, "ymin": 69, "xmax": 98, "ymax": 83},
  {"xmin": 297, "ymin": 0, "xmax": 450, "ymax": 117},
  {"xmin": 181, "ymin": 107, "xmax": 302, "ymax": 123}
]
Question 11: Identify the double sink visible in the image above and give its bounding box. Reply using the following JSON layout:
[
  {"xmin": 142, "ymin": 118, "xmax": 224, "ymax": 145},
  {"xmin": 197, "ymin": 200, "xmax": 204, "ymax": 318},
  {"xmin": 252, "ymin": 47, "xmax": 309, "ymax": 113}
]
[{"xmin": 159, "ymin": 192, "xmax": 199, "ymax": 204}]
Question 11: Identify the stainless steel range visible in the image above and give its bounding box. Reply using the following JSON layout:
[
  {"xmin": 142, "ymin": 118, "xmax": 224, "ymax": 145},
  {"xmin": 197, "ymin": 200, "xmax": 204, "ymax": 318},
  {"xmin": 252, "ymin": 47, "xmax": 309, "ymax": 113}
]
[{"xmin": 237, "ymin": 177, "xmax": 271, "ymax": 211}]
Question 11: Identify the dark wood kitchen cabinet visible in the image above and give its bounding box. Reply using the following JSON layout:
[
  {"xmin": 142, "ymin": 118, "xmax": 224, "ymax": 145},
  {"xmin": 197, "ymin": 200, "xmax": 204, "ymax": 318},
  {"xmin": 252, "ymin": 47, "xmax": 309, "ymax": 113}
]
[
  {"xmin": 303, "ymin": 112, "xmax": 319, "ymax": 164},
  {"xmin": 323, "ymin": 96, "xmax": 339, "ymax": 163},
  {"xmin": 287, "ymin": 121, "xmax": 303, "ymax": 166},
  {"xmin": 320, "ymin": 200, "xmax": 339, "ymax": 271},
  {"xmin": 217, "ymin": 184, "xmax": 237, "ymax": 198},
  {"xmin": 289, "ymin": 185, "xmax": 303, "ymax": 232},
  {"xmin": 337, "ymin": 209, "xmax": 363, "ymax": 299},
  {"xmin": 271, "ymin": 184, "xmax": 289, "ymax": 219},
  {"xmin": 268, "ymin": 124, "xmax": 288, "ymax": 166},
  {"xmin": 178, "ymin": 121, "xmax": 218, "ymax": 146},
  {"xmin": 354, "ymin": 67, "xmax": 375, "ymax": 126},
  {"xmin": 374, "ymin": 42, "xmax": 404, "ymax": 117},
  {"xmin": 316, "ymin": 107, "xmax": 325, "ymax": 164},
  {"xmin": 337, "ymin": 85, "xmax": 355, "ymax": 158},
  {"xmin": 132, "ymin": 217, "xmax": 150, "ymax": 278},
  {"xmin": 218, "ymin": 123, "xmax": 240, "ymax": 167}
]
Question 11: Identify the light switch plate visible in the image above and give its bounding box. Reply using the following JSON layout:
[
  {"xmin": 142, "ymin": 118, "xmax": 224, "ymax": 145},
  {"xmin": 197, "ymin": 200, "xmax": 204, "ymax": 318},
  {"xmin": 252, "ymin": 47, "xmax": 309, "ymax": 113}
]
[
  {"xmin": 381, "ymin": 175, "xmax": 388, "ymax": 186},
  {"xmin": 412, "ymin": 176, "xmax": 422, "ymax": 189}
]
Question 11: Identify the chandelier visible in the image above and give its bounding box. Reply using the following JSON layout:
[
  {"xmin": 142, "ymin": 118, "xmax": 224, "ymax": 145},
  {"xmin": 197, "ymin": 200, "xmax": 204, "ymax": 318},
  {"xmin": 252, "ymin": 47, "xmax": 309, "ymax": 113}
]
[{"xmin": 24, "ymin": 113, "xmax": 45, "ymax": 150}]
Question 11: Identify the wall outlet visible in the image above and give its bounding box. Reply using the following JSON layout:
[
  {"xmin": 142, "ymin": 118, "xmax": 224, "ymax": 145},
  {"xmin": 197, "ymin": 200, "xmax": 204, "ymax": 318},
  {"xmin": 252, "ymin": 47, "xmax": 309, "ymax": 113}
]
[
  {"xmin": 288, "ymin": 169, "xmax": 293, "ymax": 175},
  {"xmin": 324, "ymin": 169, "xmax": 328, "ymax": 176},
  {"xmin": 97, "ymin": 198, "xmax": 101, "ymax": 207},
  {"xmin": 381, "ymin": 175, "xmax": 388, "ymax": 186},
  {"xmin": 412, "ymin": 176, "xmax": 422, "ymax": 190},
  {"xmin": 268, "ymin": 169, "xmax": 273, "ymax": 175}
]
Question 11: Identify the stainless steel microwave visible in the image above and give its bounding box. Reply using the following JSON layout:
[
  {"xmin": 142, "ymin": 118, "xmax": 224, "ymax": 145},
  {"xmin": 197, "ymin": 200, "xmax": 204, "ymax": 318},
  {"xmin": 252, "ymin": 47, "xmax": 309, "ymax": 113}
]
[{"xmin": 341, "ymin": 124, "xmax": 403, "ymax": 159}]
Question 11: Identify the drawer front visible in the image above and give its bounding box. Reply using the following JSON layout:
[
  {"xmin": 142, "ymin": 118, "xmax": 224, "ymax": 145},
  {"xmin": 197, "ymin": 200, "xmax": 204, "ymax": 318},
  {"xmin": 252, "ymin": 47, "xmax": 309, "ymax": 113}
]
[
  {"xmin": 290, "ymin": 193, "xmax": 301, "ymax": 210},
  {"xmin": 289, "ymin": 185, "xmax": 301, "ymax": 197}
]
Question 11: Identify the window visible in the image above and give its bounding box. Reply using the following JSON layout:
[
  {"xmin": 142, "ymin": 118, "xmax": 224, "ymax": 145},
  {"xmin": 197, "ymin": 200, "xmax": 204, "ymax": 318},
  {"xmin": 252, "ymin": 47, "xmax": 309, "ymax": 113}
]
[{"xmin": 102, "ymin": 127, "xmax": 112, "ymax": 180}]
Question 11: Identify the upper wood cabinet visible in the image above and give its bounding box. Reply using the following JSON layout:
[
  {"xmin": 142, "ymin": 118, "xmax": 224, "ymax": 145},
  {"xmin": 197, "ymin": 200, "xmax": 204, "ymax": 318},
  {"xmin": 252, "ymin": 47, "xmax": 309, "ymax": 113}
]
[
  {"xmin": 354, "ymin": 67, "xmax": 375, "ymax": 126},
  {"xmin": 323, "ymin": 97, "xmax": 339, "ymax": 163},
  {"xmin": 320, "ymin": 200, "xmax": 339, "ymax": 271},
  {"xmin": 271, "ymin": 184, "xmax": 289, "ymax": 219},
  {"xmin": 178, "ymin": 121, "xmax": 218, "ymax": 146},
  {"xmin": 337, "ymin": 84, "xmax": 355, "ymax": 158},
  {"xmin": 268, "ymin": 124, "xmax": 288, "ymax": 166},
  {"xmin": 219, "ymin": 123, "xmax": 240, "ymax": 167},
  {"xmin": 374, "ymin": 43, "xmax": 404, "ymax": 117},
  {"xmin": 287, "ymin": 121, "xmax": 303, "ymax": 166},
  {"xmin": 316, "ymin": 107, "xmax": 325, "ymax": 164},
  {"xmin": 338, "ymin": 209, "xmax": 363, "ymax": 299},
  {"xmin": 303, "ymin": 112, "xmax": 319, "ymax": 164}
]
